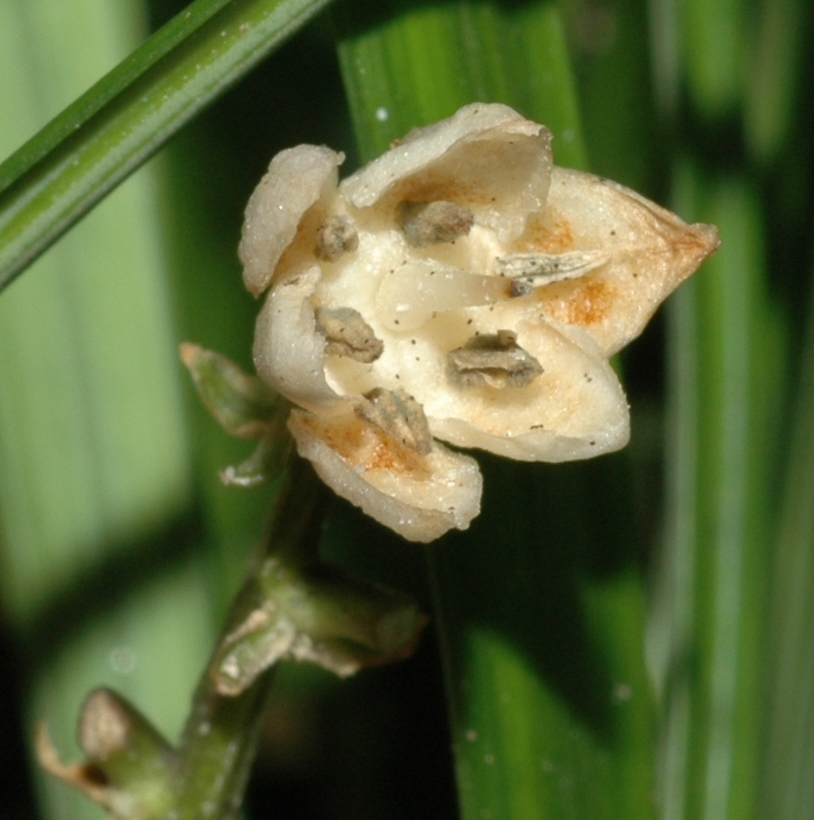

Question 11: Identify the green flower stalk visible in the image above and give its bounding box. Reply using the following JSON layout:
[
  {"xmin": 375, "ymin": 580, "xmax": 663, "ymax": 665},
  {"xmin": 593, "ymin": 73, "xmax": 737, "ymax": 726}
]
[{"xmin": 36, "ymin": 453, "xmax": 427, "ymax": 819}]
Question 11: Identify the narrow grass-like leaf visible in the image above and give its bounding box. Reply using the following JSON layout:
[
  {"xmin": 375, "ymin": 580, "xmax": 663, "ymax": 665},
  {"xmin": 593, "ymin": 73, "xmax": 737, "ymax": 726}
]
[
  {"xmin": 335, "ymin": 0, "xmax": 585, "ymax": 167},
  {"xmin": 760, "ymin": 260, "xmax": 814, "ymax": 819},
  {"xmin": 560, "ymin": 0, "xmax": 656, "ymax": 191},
  {"xmin": 0, "ymin": 3, "xmax": 212, "ymax": 818},
  {"xmin": 0, "ymin": 0, "xmax": 335, "ymax": 292},
  {"xmin": 653, "ymin": 166, "xmax": 787, "ymax": 820},
  {"xmin": 744, "ymin": 0, "xmax": 811, "ymax": 163},
  {"xmin": 0, "ymin": 0, "xmax": 232, "ymax": 195},
  {"xmin": 336, "ymin": 2, "xmax": 653, "ymax": 817},
  {"xmin": 680, "ymin": 0, "xmax": 746, "ymax": 118}
]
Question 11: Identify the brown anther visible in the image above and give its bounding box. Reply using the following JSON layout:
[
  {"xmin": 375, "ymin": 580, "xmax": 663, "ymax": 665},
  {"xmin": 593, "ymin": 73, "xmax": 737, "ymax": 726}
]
[
  {"xmin": 398, "ymin": 200, "xmax": 474, "ymax": 247},
  {"xmin": 356, "ymin": 388, "xmax": 433, "ymax": 455},
  {"xmin": 315, "ymin": 214, "xmax": 359, "ymax": 261},
  {"xmin": 314, "ymin": 306, "xmax": 384, "ymax": 363},
  {"xmin": 447, "ymin": 330, "xmax": 543, "ymax": 389}
]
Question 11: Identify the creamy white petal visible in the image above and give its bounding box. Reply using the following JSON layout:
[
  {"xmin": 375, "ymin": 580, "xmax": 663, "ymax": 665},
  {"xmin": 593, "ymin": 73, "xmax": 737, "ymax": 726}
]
[
  {"xmin": 420, "ymin": 312, "xmax": 630, "ymax": 461},
  {"xmin": 240, "ymin": 145, "xmax": 344, "ymax": 297},
  {"xmin": 430, "ymin": 403, "xmax": 629, "ymax": 463},
  {"xmin": 253, "ymin": 267, "xmax": 349, "ymax": 414},
  {"xmin": 521, "ymin": 167, "xmax": 719, "ymax": 356},
  {"xmin": 340, "ymin": 103, "xmax": 552, "ymax": 243},
  {"xmin": 288, "ymin": 410, "xmax": 482, "ymax": 543}
]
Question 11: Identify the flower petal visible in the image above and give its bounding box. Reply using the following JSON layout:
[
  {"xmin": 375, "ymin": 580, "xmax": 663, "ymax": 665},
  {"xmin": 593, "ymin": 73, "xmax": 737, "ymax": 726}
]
[
  {"xmin": 340, "ymin": 103, "xmax": 552, "ymax": 242},
  {"xmin": 288, "ymin": 409, "xmax": 482, "ymax": 543},
  {"xmin": 239, "ymin": 145, "xmax": 344, "ymax": 297},
  {"xmin": 422, "ymin": 313, "xmax": 630, "ymax": 461},
  {"xmin": 517, "ymin": 167, "xmax": 719, "ymax": 355},
  {"xmin": 253, "ymin": 267, "xmax": 349, "ymax": 414}
]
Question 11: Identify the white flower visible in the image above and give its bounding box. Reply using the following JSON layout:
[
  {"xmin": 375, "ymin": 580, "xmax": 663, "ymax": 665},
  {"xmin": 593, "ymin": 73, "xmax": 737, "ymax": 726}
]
[{"xmin": 239, "ymin": 103, "xmax": 719, "ymax": 542}]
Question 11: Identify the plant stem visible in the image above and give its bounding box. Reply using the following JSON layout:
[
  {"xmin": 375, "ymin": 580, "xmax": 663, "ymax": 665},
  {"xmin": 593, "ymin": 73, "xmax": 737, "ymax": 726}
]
[
  {"xmin": 173, "ymin": 670, "xmax": 275, "ymax": 820},
  {"xmin": 171, "ymin": 457, "xmax": 328, "ymax": 818}
]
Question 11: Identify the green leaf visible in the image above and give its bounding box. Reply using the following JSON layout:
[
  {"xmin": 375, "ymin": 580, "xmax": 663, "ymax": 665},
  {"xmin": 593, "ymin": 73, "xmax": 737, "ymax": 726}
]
[
  {"xmin": 0, "ymin": 0, "xmax": 335, "ymax": 292},
  {"xmin": 0, "ymin": 4, "xmax": 214, "ymax": 817},
  {"xmin": 335, "ymin": 0, "xmax": 586, "ymax": 167},
  {"xmin": 680, "ymin": 0, "xmax": 747, "ymax": 118},
  {"xmin": 0, "ymin": 0, "xmax": 232, "ymax": 195},
  {"xmin": 652, "ymin": 166, "xmax": 787, "ymax": 820},
  {"xmin": 335, "ymin": 2, "xmax": 653, "ymax": 817},
  {"xmin": 744, "ymin": 0, "xmax": 811, "ymax": 163},
  {"xmin": 760, "ymin": 260, "xmax": 814, "ymax": 818},
  {"xmin": 560, "ymin": 0, "xmax": 656, "ymax": 191}
]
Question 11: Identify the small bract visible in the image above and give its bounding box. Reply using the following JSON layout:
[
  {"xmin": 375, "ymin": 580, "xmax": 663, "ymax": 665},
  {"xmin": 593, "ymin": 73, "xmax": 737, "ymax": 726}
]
[{"xmin": 239, "ymin": 103, "xmax": 719, "ymax": 542}]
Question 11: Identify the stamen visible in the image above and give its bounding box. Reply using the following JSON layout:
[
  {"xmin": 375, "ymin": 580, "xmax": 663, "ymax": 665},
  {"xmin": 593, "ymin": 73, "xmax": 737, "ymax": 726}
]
[
  {"xmin": 314, "ymin": 306, "xmax": 384, "ymax": 363},
  {"xmin": 398, "ymin": 200, "xmax": 474, "ymax": 247},
  {"xmin": 315, "ymin": 215, "xmax": 359, "ymax": 261},
  {"xmin": 356, "ymin": 388, "xmax": 433, "ymax": 455},
  {"xmin": 493, "ymin": 249, "xmax": 609, "ymax": 284},
  {"xmin": 447, "ymin": 330, "xmax": 543, "ymax": 389}
]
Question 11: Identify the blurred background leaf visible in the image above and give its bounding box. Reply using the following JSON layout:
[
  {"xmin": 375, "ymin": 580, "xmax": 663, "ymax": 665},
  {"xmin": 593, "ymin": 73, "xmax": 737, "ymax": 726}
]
[
  {"xmin": 0, "ymin": 0, "xmax": 336, "ymax": 291},
  {"xmin": 0, "ymin": 3, "xmax": 210, "ymax": 819}
]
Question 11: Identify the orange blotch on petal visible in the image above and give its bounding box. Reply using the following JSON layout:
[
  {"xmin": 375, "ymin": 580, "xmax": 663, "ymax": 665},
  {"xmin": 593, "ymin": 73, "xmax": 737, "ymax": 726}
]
[
  {"xmin": 296, "ymin": 413, "xmax": 428, "ymax": 477},
  {"xmin": 515, "ymin": 211, "xmax": 575, "ymax": 254},
  {"xmin": 542, "ymin": 278, "xmax": 616, "ymax": 327}
]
